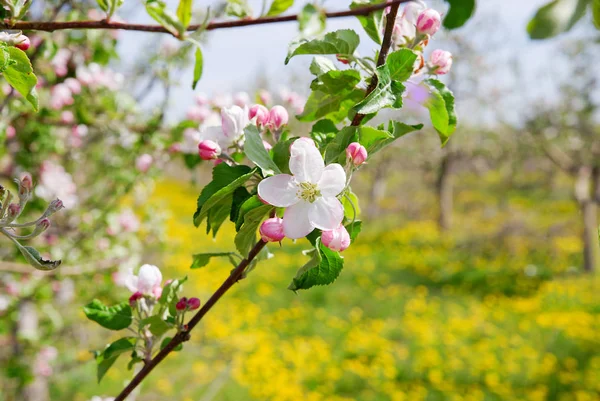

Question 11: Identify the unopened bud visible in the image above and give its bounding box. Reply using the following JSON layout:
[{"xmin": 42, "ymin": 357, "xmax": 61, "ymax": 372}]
[
  {"xmin": 321, "ymin": 225, "xmax": 351, "ymax": 252},
  {"xmin": 416, "ymin": 9, "xmax": 442, "ymax": 36},
  {"xmin": 198, "ymin": 140, "xmax": 221, "ymax": 160},
  {"xmin": 7, "ymin": 203, "xmax": 20, "ymax": 219},
  {"xmin": 429, "ymin": 49, "xmax": 453, "ymax": 75},
  {"xmin": 39, "ymin": 218, "xmax": 51, "ymax": 231},
  {"xmin": 269, "ymin": 106, "xmax": 289, "ymax": 130},
  {"xmin": 187, "ymin": 297, "xmax": 201, "ymax": 310},
  {"xmin": 248, "ymin": 104, "xmax": 270, "ymax": 127},
  {"xmin": 15, "ymin": 35, "xmax": 30, "ymax": 51},
  {"xmin": 346, "ymin": 142, "xmax": 368, "ymax": 166},
  {"xmin": 129, "ymin": 291, "xmax": 143, "ymax": 306},
  {"xmin": 20, "ymin": 173, "xmax": 33, "ymax": 192},
  {"xmin": 336, "ymin": 54, "xmax": 350, "ymax": 64},
  {"xmin": 176, "ymin": 297, "xmax": 188, "ymax": 311},
  {"xmin": 260, "ymin": 217, "xmax": 285, "ymax": 242}
]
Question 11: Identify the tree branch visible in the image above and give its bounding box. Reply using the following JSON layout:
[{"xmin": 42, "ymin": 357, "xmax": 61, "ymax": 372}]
[
  {"xmin": 351, "ymin": 1, "xmax": 400, "ymax": 126},
  {"xmin": 4, "ymin": 1, "xmax": 407, "ymax": 34}
]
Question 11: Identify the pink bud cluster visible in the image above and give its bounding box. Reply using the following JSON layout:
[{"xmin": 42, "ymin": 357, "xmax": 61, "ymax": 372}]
[{"xmin": 175, "ymin": 297, "xmax": 201, "ymax": 311}]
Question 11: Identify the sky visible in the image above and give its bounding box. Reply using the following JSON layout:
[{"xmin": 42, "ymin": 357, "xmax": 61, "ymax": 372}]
[{"xmin": 113, "ymin": 0, "xmax": 580, "ymax": 125}]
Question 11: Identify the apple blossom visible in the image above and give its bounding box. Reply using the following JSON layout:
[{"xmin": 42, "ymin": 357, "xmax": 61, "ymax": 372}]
[
  {"xmin": 36, "ymin": 161, "xmax": 78, "ymax": 209},
  {"xmin": 176, "ymin": 297, "xmax": 188, "ymax": 311},
  {"xmin": 129, "ymin": 291, "xmax": 143, "ymax": 306},
  {"xmin": 195, "ymin": 93, "xmax": 209, "ymax": 105},
  {"xmin": 263, "ymin": 140, "xmax": 273, "ymax": 151},
  {"xmin": 6, "ymin": 125, "xmax": 16, "ymax": 139},
  {"xmin": 221, "ymin": 105, "xmax": 249, "ymax": 139},
  {"xmin": 233, "ymin": 91, "xmax": 250, "ymax": 107},
  {"xmin": 392, "ymin": 1, "xmax": 426, "ymax": 46},
  {"xmin": 20, "ymin": 173, "xmax": 33, "ymax": 191},
  {"xmin": 60, "ymin": 111, "xmax": 75, "ymax": 124},
  {"xmin": 15, "ymin": 35, "xmax": 30, "ymax": 51},
  {"xmin": 248, "ymin": 104, "xmax": 270, "ymax": 127},
  {"xmin": 416, "ymin": 9, "xmax": 441, "ymax": 36},
  {"xmin": 64, "ymin": 78, "xmax": 82, "ymax": 94},
  {"xmin": 260, "ymin": 217, "xmax": 285, "ymax": 242},
  {"xmin": 187, "ymin": 297, "xmax": 201, "ymax": 310},
  {"xmin": 346, "ymin": 142, "xmax": 368, "ymax": 166},
  {"xmin": 135, "ymin": 154, "xmax": 153, "ymax": 173},
  {"xmin": 258, "ymin": 89, "xmax": 272, "ymax": 105},
  {"xmin": 258, "ymin": 139, "xmax": 346, "ymax": 239},
  {"xmin": 125, "ymin": 264, "xmax": 163, "ymax": 297},
  {"xmin": 186, "ymin": 105, "xmax": 212, "ymax": 122},
  {"xmin": 198, "ymin": 139, "xmax": 221, "ymax": 160},
  {"xmin": 429, "ymin": 49, "xmax": 453, "ymax": 75},
  {"xmin": 321, "ymin": 225, "xmax": 351, "ymax": 252},
  {"xmin": 269, "ymin": 106, "xmax": 289, "ymax": 130}
]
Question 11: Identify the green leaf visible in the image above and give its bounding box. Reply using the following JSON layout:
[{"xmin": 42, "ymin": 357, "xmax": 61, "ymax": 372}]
[
  {"xmin": 84, "ymin": 300, "xmax": 133, "ymax": 330},
  {"xmin": 15, "ymin": 243, "xmax": 60, "ymax": 271},
  {"xmin": 387, "ymin": 49, "xmax": 418, "ymax": 82},
  {"xmin": 310, "ymin": 119, "xmax": 338, "ymax": 149},
  {"xmin": 96, "ymin": 337, "xmax": 136, "ymax": 383},
  {"xmin": 191, "ymin": 252, "xmax": 236, "ymax": 269},
  {"xmin": 342, "ymin": 190, "xmax": 361, "ymax": 220},
  {"xmin": 160, "ymin": 337, "xmax": 183, "ymax": 351},
  {"xmin": 592, "ymin": 0, "xmax": 600, "ymax": 29},
  {"xmin": 206, "ymin": 196, "xmax": 232, "ymax": 237},
  {"xmin": 425, "ymin": 79, "xmax": 457, "ymax": 145},
  {"xmin": 146, "ymin": 0, "xmax": 185, "ymax": 37},
  {"xmin": 271, "ymin": 138, "xmax": 296, "ymax": 174},
  {"xmin": 286, "ymin": 29, "xmax": 360, "ymax": 64},
  {"xmin": 442, "ymin": 0, "xmax": 476, "ymax": 29},
  {"xmin": 2, "ymin": 47, "xmax": 38, "ymax": 111},
  {"xmin": 96, "ymin": 0, "xmax": 124, "ymax": 16},
  {"xmin": 193, "ymin": 164, "xmax": 256, "ymax": 227},
  {"xmin": 298, "ymin": 4, "xmax": 326, "ymax": 36},
  {"xmin": 158, "ymin": 276, "xmax": 187, "ymax": 307},
  {"xmin": 345, "ymin": 220, "xmax": 362, "ymax": 242},
  {"xmin": 324, "ymin": 125, "xmax": 398, "ymax": 164},
  {"xmin": 527, "ymin": 0, "xmax": 589, "ymax": 39},
  {"xmin": 310, "ymin": 69, "xmax": 361, "ymax": 92},
  {"xmin": 191, "ymin": 47, "xmax": 203, "ymax": 89},
  {"xmin": 177, "ymin": 0, "xmax": 193, "ymax": 28},
  {"xmin": 267, "ymin": 0, "xmax": 293, "ymax": 16},
  {"xmin": 235, "ymin": 204, "xmax": 272, "ymax": 255},
  {"xmin": 244, "ymin": 125, "xmax": 282, "ymax": 175},
  {"xmin": 226, "ymin": 0, "xmax": 252, "ymax": 17},
  {"xmin": 235, "ymin": 195, "xmax": 265, "ymax": 231},
  {"xmin": 351, "ymin": 0, "xmax": 385, "ymax": 44},
  {"xmin": 353, "ymin": 64, "xmax": 405, "ymax": 115},
  {"xmin": 140, "ymin": 316, "xmax": 172, "ymax": 337},
  {"xmin": 309, "ymin": 56, "xmax": 336, "ymax": 76},
  {"xmin": 230, "ymin": 186, "xmax": 252, "ymax": 223},
  {"xmin": 288, "ymin": 239, "xmax": 344, "ymax": 291}
]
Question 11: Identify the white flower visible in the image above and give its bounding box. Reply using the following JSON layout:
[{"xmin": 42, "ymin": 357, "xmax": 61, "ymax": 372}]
[
  {"xmin": 393, "ymin": 1, "xmax": 426, "ymax": 46},
  {"xmin": 124, "ymin": 264, "xmax": 162, "ymax": 297},
  {"xmin": 258, "ymin": 139, "xmax": 346, "ymax": 239},
  {"xmin": 35, "ymin": 161, "xmax": 78, "ymax": 209},
  {"xmin": 198, "ymin": 105, "xmax": 249, "ymax": 151}
]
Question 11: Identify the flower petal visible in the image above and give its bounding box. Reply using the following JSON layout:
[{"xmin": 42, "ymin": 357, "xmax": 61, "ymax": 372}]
[
  {"xmin": 258, "ymin": 175, "xmax": 299, "ymax": 207},
  {"xmin": 318, "ymin": 163, "xmax": 346, "ymax": 197},
  {"xmin": 138, "ymin": 264, "xmax": 162, "ymax": 295},
  {"xmin": 199, "ymin": 125, "xmax": 225, "ymax": 147},
  {"xmin": 308, "ymin": 196, "xmax": 344, "ymax": 231},
  {"xmin": 124, "ymin": 268, "xmax": 139, "ymax": 293},
  {"xmin": 283, "ymin": 201, "xmax": 315, "ymax": 239},
  {"xmin": 289, "ymin": 139, "xmax": 324, "ymax": 183}
]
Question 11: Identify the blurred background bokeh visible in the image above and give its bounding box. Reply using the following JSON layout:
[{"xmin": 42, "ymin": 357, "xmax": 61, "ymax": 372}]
[{"xmin": 1, "ymin": 1, "xmax": 599, "ymax": 401}]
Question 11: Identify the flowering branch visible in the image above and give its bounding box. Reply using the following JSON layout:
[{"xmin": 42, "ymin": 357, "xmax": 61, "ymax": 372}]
[
  {"xmin": 113, "ymin": 240, "xmax": 267, "ymax": 401},
  {"xmin": 4, "ymin": 1, "xmax": 408, "ymax": 34},
  {"xmin": 112, "ymin": 5, "xmax": 404, "ymax": 399}
]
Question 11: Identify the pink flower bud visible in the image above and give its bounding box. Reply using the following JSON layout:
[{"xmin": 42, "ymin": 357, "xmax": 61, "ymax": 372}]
[
  {"xmin": 263, "ymin": 140, "xmax": 272, "ymax": 151},
  {"xmin": 176, "ymin": 297, "xmax": 188, "ymax": 311},
  {"xmin": 336, "ymin": 54, "xmax": 350, "ymax": 64},
  {"xmin": 60, "ymin": 111, "xmax": 74, "ymax": 124},
  {"xmin": 269, "ymin": 106, "xmax": 289, "ymax": 130},
  {"xmin": 346, "ymin": 142, "xmax": 368, "ymax": 166},
  {"xmin": 38, "ymin": 218, "xmax": 51, "ymax": 231},
  {"xmin": 429, "ymin": 49, "xmax": 453, "ymax": 75},
  {"xmin": 21, "ymin": 173, "xmax": 33, "ymax": 191},
  {"xmin": 258, "ymin": 89, "xmax": 272, "ymax": 105},
  {"xmin": 15, "ymin": 35, "xmax": 30, "ymax": 51},
  {"xmin": 129, "ymin": 291, "xmax": 143, "ymax": 306},
  {"xmin": 8, "ymin": 203, "xmax": 20, "ymax": 218},
  {"xmin": 198, "ymin": 139, "xmax": 221, "ymax": 160},
  {"xmin": 6, "ymin": 125, "xmax": 16, "ymax": 139},
  {"xmin": 260, "ymin": 217, "xmax": 285, "ymax": 242},
  {"xmin": 187, "ymin": 297, "xmax": 201, "ymax": 310},
  {"xmin": 321, "ymin": 225, "xmax": 351, "ymax": 252},
  {"xmin": 135, "ymin": 154, "xmax": 153, "ymax": 173},
  {"xmin": 416, "ymin": 9, "xmax": 442, "ymax": 36},
  {"xmin": 248, "ymin": 104, "xmax": 270, "ymax": 127},
  {"xmin": 195, "ymin": 93, "xmax": 209, "ymax": 106}
]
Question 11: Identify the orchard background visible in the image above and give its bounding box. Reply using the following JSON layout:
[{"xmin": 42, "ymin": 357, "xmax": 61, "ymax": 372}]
[{"xmin": 1, "ymin": 1, "xmax": 599, "ymax": 401}]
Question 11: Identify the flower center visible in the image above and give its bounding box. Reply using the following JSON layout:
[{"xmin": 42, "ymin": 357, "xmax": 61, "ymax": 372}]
[{"xmin": 297, "ymin": 182, "xmax": 321, "ymax": 203}]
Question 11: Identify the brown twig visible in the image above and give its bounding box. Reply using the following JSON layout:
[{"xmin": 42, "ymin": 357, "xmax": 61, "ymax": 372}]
[
  {"xmin": 351, "ymin": 1, "xmax": 400, "ymax": 126},
  {"xmin": 4, "ymin": 1, "xmax": 406, "ymax": 34}
]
